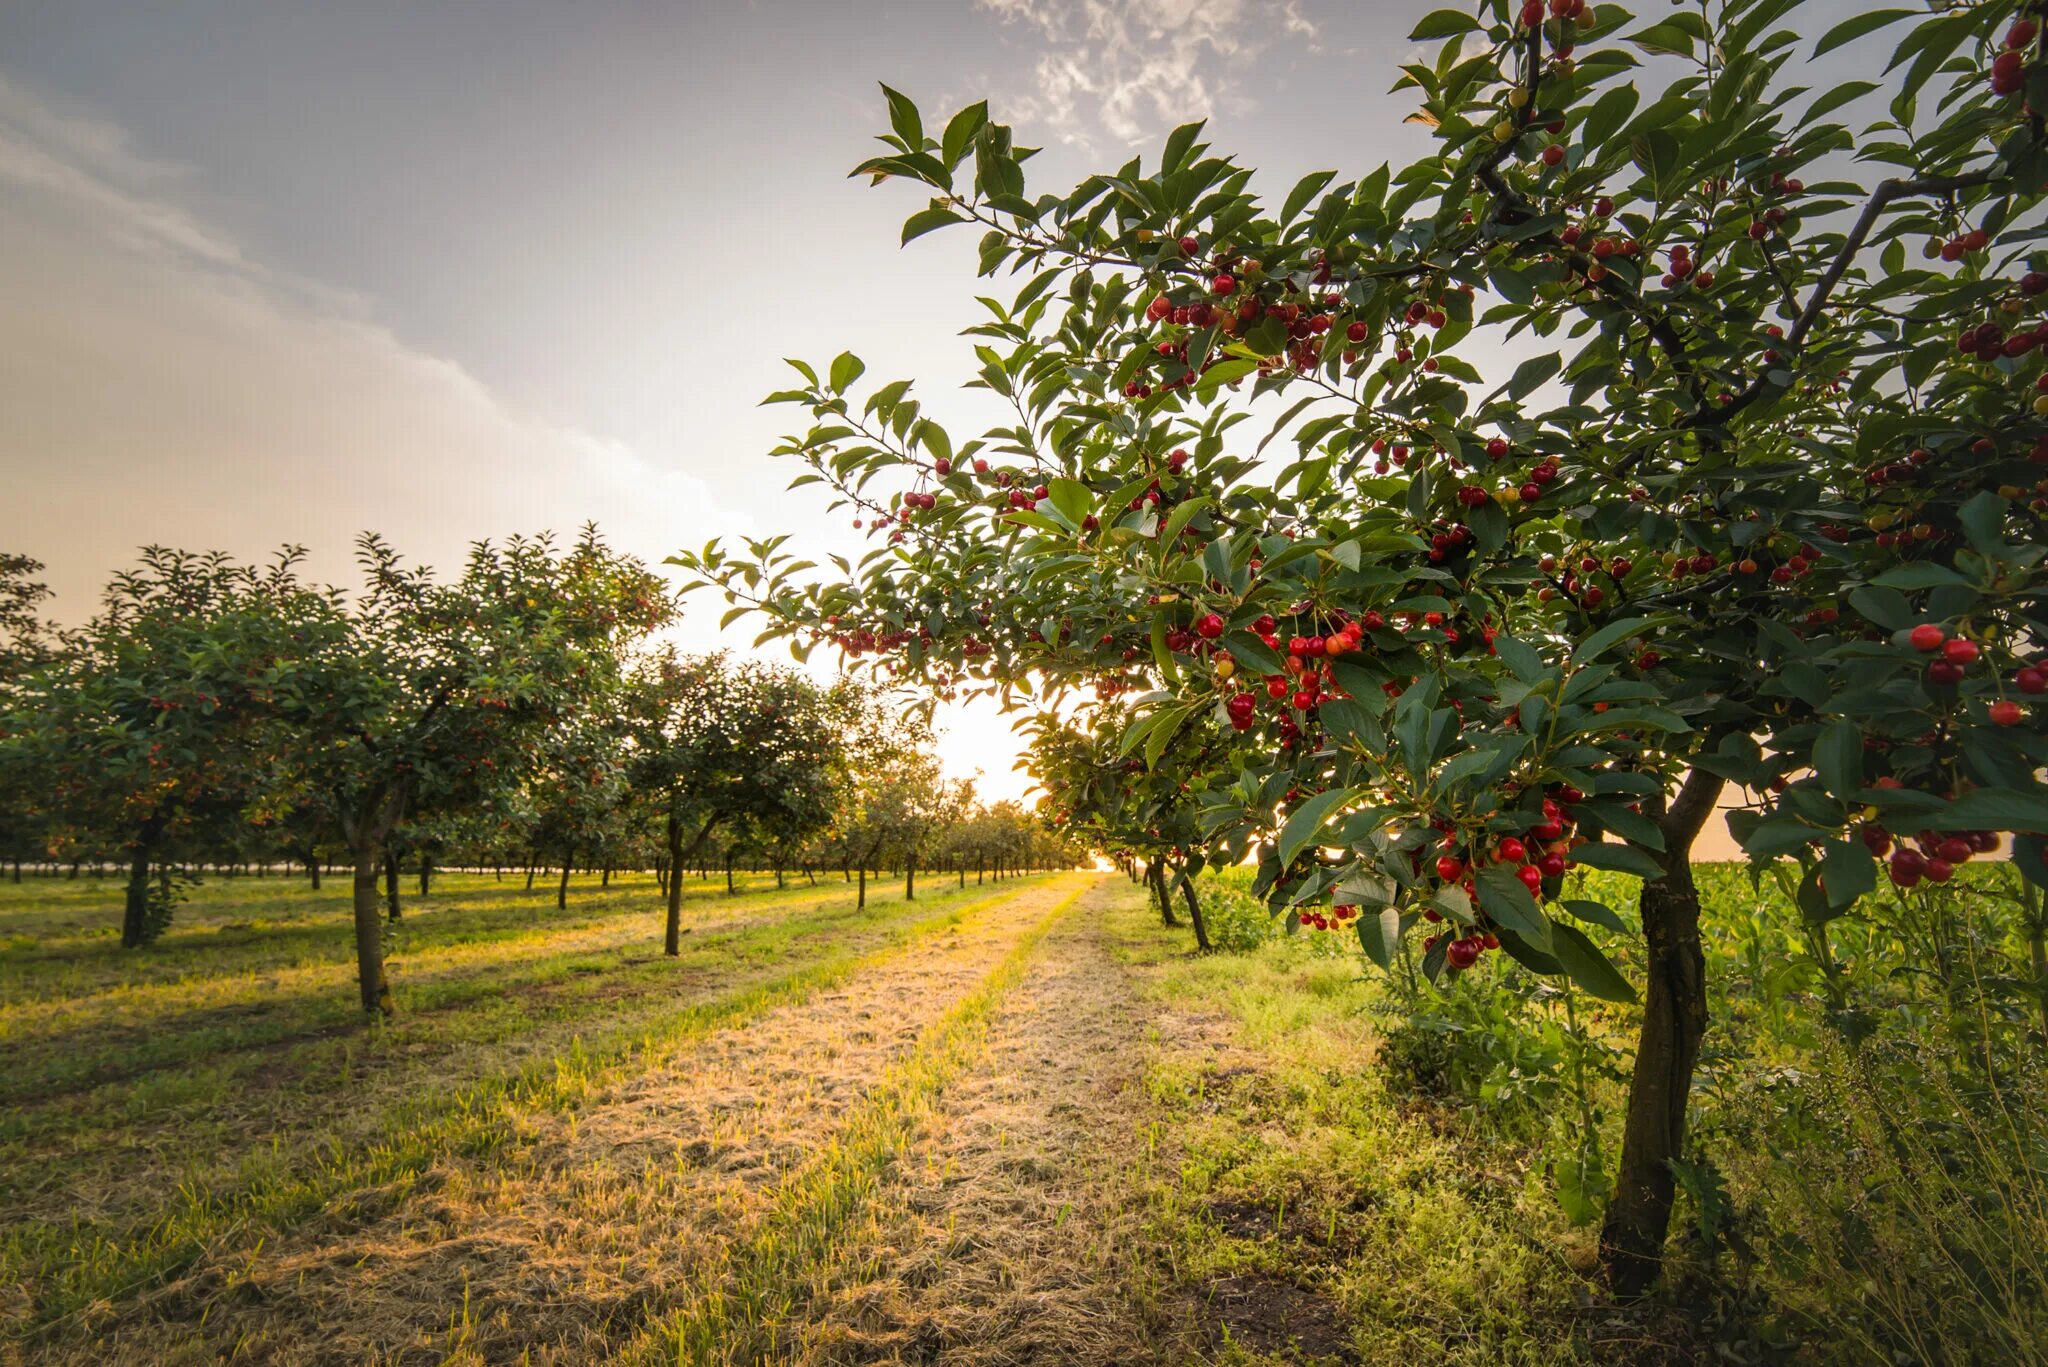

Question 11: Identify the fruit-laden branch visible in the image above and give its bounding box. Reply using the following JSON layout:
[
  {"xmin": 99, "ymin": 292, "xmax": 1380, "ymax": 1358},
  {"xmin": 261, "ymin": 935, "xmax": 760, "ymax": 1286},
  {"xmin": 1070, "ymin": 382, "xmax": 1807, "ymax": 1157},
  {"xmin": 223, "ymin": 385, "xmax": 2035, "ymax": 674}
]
[{"xmin": 1708, "ymin": 166, "xmax": 2005, "ymax": 426}]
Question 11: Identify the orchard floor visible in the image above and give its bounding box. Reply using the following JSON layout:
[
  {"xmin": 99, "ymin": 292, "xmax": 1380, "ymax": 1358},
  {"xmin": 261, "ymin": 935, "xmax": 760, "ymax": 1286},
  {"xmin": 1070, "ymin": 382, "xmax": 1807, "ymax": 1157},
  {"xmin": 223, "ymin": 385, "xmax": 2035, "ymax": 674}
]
[{"xmin": 1, "ymin": 868, "xmax": 1684, "ymax": 1366}]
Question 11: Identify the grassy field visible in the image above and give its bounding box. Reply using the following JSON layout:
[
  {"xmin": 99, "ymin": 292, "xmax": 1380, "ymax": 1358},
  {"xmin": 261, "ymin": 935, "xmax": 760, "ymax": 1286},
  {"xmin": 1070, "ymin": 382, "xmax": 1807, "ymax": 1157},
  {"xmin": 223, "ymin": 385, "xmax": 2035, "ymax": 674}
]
[{"xmin": 5, "ymin": 863, "xmax": 2036, "ymax": 1364}]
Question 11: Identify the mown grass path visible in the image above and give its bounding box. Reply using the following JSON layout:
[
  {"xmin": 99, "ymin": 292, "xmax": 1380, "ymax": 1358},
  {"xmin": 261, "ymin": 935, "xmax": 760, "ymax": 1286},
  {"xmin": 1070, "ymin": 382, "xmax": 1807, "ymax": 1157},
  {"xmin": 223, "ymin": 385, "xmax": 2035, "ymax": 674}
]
[{"xmin": 0, "ymin": 870, "xmax": 1054, "ymax": 1350}]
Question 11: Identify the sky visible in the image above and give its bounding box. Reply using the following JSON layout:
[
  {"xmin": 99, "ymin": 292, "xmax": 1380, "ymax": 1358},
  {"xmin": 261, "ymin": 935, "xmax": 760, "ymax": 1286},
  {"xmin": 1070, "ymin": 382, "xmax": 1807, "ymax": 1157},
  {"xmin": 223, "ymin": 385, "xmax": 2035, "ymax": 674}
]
[
  {"xmin": 0, "ymin": 0, "xmax": 1456, "ymax": 804},
  {"xmin": 0, "ymin": 0, "xmax": 1871, "ymax": 838}
]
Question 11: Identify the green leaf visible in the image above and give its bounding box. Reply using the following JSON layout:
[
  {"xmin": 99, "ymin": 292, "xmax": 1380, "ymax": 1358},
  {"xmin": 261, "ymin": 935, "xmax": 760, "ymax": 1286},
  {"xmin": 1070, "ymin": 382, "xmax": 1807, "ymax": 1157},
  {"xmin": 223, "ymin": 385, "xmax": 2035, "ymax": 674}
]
[
  {"xmin": 1278, "ymin": 787, "xmax": 1357, "ymax": 868},
  {"xmin": 1562, "ymin": 898, "xmax": 1629, "ymax": 934},
  {"xmin": 1508, "ymin": 352, "xmax": 1562, "ymax": 400},
  {"xmin": 1820, "ymin": 839, "xmax": 1876, "ymax": 909},
  {"xmin": 1196, "ymin": 358, "xmax": 1261, "ymax": 392},
  {"xmin": 1493, "ymin": 633, "xmax": 1548, "ymax": 685},
  {"xmin": 1475, "ymin": 864, "xmax": 1553, "ymax": 952},
  {"xmin": 1281, "ymin": 170, "xmax": 1338, "ymax": 225},
  {"xmin": 902, "ymin": 205, "xmax": 966, "ymax": 244},
  {"xmin": 1570, "ymin": 841, "xmax": 1663, "ymax": 879},
  {"xmin": 828, "ymin": 351, "xmax": 866, "ymax": 393},
  {"xmin": 1627, "ymin": 20, "xmax": 1697, "ymax": 57},
  {"xmin": 1807, "ymin": 80, "xmax": 1879, "ymax": 122},
  {"xmin": 1571, "ymin": 617, "xmax": 1658, "ymax": 665},
  {"xmin": 880, "ymin": 84, "xmax": 923, "ymax": 148},
  {"xmin": 1409, "ymin": 7, "xmax": 1479, "ymax": 40},
  {"xmin": 1814, "ymin": 8, "xmax": 1916, "ymax": 57},
  {"xmin": 1047, "ymin": 478, "xmax": 1093, "ymax": 529},
  {"xmin": 1813, "ymin": 721, "xmax": 1863, "ymax": 803},
  {"xmin": 940, "ymin": 101, "xmax": 989, "ymax": 166},
  {"xmin": 1549, "ymin": 921, "xmax": 1638, "ymax": 1002},
  {"xmin": 1357, "ymin": 905, "xmax": 1402, "ymax": 969},
  {"xmin": 1161, "ymin": 120, "xmax": 1206, "ymax": 174}
]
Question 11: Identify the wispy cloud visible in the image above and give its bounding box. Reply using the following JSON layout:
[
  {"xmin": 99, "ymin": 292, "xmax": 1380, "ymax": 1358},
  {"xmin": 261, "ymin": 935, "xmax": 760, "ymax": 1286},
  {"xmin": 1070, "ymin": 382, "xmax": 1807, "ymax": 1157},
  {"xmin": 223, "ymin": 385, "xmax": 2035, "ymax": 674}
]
[
  {"xmin": 976, "ymin": 0, "xmax": 1318, "ymax": 147},
  {"xmin": 0, "ymin": 75, "xmax": 742, "ymax": 622}
]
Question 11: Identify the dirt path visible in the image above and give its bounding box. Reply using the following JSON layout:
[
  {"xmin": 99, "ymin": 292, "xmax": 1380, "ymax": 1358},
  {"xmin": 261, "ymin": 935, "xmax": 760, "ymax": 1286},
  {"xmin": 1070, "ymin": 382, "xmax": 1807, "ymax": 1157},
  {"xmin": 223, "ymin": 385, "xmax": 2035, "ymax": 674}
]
[
  {"xmin": 761, "ymin": 873, "xmax": 1217, "ymax": 1366},
  {"xmin": 69, "ymin": 875, "xmax": 1096, "ymax": 1365}
]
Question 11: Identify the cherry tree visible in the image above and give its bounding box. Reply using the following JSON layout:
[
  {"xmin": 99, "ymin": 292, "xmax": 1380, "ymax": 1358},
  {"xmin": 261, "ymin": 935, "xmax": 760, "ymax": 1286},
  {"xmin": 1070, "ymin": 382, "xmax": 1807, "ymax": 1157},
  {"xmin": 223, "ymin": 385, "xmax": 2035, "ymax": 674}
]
[{"xmin": 683, "ymin": 0, "xmax": 2048, "ymax": 1290}]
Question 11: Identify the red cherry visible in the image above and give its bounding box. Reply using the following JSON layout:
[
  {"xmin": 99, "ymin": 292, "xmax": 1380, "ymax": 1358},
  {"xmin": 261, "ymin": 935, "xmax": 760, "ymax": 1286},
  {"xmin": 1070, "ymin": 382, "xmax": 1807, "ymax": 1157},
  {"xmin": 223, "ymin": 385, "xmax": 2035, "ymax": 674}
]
[
  {"xmin": 1435, "ymin": 855, "xmax": 1465, "ymax": 882},
  {"xmin": 1211, "ymin": 273, "xmax": 1236, "ymax": 296},
  {"xmin": 1991, "ymin": 699, "xmax": 2025, "ymax": 726},
  {"xmin": 1923, "ymin": 857, "xmax": 1955, "ymax": 883},
  {"xmin": 1909, "ymin": 623, "xmax": 1946, "ymax": 652},
  {"xmin": 1942, "ymin": 638, "xmax": 1979, "ymax": 665},
  {"xmin": 1497, "ymin": 837, "xmax": 1527, "ymax": 863},
  {"xmin": 1889, "ymin": 849, "xmax": 1924, "ymax": 887},
  {"xmin": 1178, "ymin": 234, "xmax": 1201, "ymax": 257},
  {"xmin": 1447, "ymin": 937, "xmax": 1482, "ymax": 970},
  {"xmin": 1541, "ymin": 144, "xmax": 1564, "ymax": 167},
  {"xmin": 1516, "ymin": 864, "xmax": 1544, "ymax": 894},
  {"xmin": 2022, "ymin": 667, "xmax": 2048, "ymax": 694}
]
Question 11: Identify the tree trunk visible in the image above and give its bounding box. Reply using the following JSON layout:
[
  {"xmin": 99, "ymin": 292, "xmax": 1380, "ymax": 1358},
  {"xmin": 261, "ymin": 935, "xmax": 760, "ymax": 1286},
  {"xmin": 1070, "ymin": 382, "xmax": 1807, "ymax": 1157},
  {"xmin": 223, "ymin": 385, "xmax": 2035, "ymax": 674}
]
[
  {"xmin": 120, "ymin": 842, "xmax": 152, "ymax": 948},
  {"xmin": 351, "ymin": 846, "xmax": 393, "ymax": 1015},
  {"xmin": 905, "ymin": 855, "xmax": 916, "ymax": 902},
  {"xmin": 1600, "ymin": 767, "xmax": 1724, "ymax": 1297},
  {"xmin": 857, "ymin": 864, "xmax": 867, "ymax": 910},
  {"xmin": 418, "ymin": 856, "xmax": 432, "ymax": 898},
  {"xmin": 308, "ymin": 857, "xmax": 321, "ymax": 890},
  {"xmin": 725, "ymin": 851, "xmax": 736, "ymax": 895},
  {"xmin": 384, "ymin": 852, "xmax": 401, "ymax": 921},
  {"xmin": 663, "ymin": 815, "xmax": 719, "ymax": 956},
  {"xmin": 1147, "ymin": 860, "xmax": 1179, "ymax": 927},
  {"xmin": 1178, "ymin": 870, "xmax": 1212, "ymax": 952},
  {"xmin": 557, "ymin": 859, "xmax": 571, "ymax": 911},
  {"xmin": 602, "ymin": 863, "xmax": 611, "ymax": 889},
  {"xmin": 665, "ymin": 818, "xmax": 686, "ymax": 955},
  {"xmin": 526, "ymin": 860, "xmax": 538, "ymax": 891}
]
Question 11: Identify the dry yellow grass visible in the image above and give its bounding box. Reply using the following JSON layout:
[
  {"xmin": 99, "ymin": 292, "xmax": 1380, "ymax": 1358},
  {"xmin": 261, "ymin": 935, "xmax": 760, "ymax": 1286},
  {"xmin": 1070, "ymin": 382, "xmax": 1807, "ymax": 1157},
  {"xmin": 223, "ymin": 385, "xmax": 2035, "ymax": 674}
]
[{"xmin": 70, "ymin": 876, "xmax": 1098, "ymax": 1364}]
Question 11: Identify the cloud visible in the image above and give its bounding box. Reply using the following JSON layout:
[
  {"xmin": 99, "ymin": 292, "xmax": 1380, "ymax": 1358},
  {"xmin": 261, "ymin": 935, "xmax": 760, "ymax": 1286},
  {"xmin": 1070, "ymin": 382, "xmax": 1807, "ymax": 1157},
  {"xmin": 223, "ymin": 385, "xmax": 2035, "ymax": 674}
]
[
  {"xmin": 976, "ymin": 0, "xmax": 1317, "ymax": 146},
  {"xmin": 0, "ymin": 75, "xmax": 744, "ymax": 629}
]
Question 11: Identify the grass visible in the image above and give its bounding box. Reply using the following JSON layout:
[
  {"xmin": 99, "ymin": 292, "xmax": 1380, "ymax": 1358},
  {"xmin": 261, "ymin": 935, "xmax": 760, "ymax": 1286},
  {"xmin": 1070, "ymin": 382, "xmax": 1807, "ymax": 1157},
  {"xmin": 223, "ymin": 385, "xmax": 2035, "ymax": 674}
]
[
  {"xmin": 0, "ymin": 865, "xmax": 1049, "ymax": 1341},
  {"xmin": 9, "ymin": 859, "xmax": 2036, "ymax": 1363}
]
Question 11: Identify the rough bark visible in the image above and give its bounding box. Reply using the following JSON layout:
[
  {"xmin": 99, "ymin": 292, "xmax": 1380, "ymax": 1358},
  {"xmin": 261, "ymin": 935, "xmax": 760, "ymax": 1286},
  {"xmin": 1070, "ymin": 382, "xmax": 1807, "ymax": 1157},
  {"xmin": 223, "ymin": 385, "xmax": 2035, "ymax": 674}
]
[
  {"xmin": 384, "ymin": 852, "xmax": 401, "ymax": 921},
  {"xmin": 1600, "ymin": 766, "xmax": 1724, "ymax": 1297},
  {"xmin": 1178, "ymin": 870, "xmax": 1212, "ymax": 952},
  {"xmin": 905, "ymin": 855, "xmax": 916, "ymax": 901},
  {"xmin": 351, "ymin": 849, "xmax": 393, "ymax": 1016},
  {"xmin": 556, "ymin": 858, "xmax": 572, "ymax": 911},
  {"xmin": 120, "ymin": 841, "xmax": 152, "ymax": 948},
  {"xmin": 1146, "ymin": 860, "xmax": 1179, "ymax": 928}
]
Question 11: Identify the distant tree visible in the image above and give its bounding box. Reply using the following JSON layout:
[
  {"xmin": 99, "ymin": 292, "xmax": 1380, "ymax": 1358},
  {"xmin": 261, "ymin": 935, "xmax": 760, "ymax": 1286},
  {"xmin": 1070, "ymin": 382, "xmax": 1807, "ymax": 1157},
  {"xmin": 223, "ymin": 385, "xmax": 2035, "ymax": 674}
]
[
  {"xmin": 0, "ymin": 555, "xmax": 55, "ymax": 878},
  {"xmin": 7, "ymin": 548, "xmax": 342, "ymax": 942},
  {"xmin": 282, "ymin": 527, "xmax": 670, "ymax": 1012},
  {"xmin": 622, "ymin": 649, "xmax": 849, "ymax": 954}
]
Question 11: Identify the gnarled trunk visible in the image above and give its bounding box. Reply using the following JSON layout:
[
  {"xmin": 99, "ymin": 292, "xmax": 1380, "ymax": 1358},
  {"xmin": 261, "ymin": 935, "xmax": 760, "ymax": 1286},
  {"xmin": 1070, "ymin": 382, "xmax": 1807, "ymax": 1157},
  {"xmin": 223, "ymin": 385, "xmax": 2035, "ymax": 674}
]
[{"xmin": 1600, "ymin": 766, "xmax": 1723, "ymax": 1297}]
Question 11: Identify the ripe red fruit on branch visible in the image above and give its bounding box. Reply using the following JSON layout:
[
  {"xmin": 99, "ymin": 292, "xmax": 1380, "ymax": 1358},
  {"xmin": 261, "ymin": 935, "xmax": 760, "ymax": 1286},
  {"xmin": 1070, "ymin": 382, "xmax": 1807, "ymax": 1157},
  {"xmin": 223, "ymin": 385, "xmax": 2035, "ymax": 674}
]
[
  {"xmin": 1447, "ymin": 937, "xmax": 1482, "ymax": 970},
  {"xmin": 1195, "ymin": 612, "xmax": 1226, "ymax": 639},
  {"xmin": 1497, "ymin": 836, "xmax": 1527, "ymax": 862},
  {"xmin": 1991, "ymin": 699, "xmax": 2025, "ymax": 726},
  {"xmin": 1211, "ymin": 273, "xmax": 1236, "ymax": 296},
  {"xmin": 1909, "ymin": 623, "xmax": 1946, "ymax": 652},
  {"xmin": 1942, "ymin": 638, "xmax": 1979, "ymax": 665},
  {"xmin": 1435, "ymin": 854, "xmax": 1465, "ymax": 881}
]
